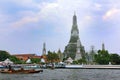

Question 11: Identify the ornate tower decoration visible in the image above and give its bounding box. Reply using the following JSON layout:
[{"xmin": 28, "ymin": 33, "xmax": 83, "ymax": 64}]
[
  {"xmin": 75, "ymin": 38, "xmax": 82, "ymax": 60},
  {"xmin": 57, "ymin": 49, "xmax": 63, "ymax": 62},
  {"xmin": 41, "ymin": 42, "xmax": 47, "ymax": 63},
  {"xmin": 63, "ymin": 13, "xmax": 85, "ymax": 60},
  {"xmin": 42, "ymin": 42, "xmax": 46, "ymax": 55},
  {"xmin": 102, "ymin": 43, "xmax": 105, "ymax": 51},
  {"xmin": 69, "ymin": 13, "xmax": 79, "ymax": 43}
]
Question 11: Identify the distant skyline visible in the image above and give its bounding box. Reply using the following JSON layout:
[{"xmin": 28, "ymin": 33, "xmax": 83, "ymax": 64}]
[{"xmin": 0, "ymin": 0, "xmax": 120, "ymax": 55}]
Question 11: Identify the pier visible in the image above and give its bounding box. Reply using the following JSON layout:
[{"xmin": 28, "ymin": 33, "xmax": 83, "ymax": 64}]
[{"xmin": 65, "ymin": 65, "xmax": 120, "ymax": 69}]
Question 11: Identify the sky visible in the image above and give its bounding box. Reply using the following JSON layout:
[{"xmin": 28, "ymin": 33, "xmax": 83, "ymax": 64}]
[{"xmin": 0, "ymin": 0, "xmax": 120, "ymax": 55}]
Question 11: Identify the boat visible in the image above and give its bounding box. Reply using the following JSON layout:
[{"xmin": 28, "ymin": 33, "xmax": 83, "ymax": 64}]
[
  {"xmin": 65, "ymin": 65, "xmax": 83, "ymax": 69},
  {"xmin": 0, "ymin": 65, "xmax": 6, "ymax": 68},
  {"xmin": 0, "ymin": 68, "xmax": 43, "ymax": 74}
]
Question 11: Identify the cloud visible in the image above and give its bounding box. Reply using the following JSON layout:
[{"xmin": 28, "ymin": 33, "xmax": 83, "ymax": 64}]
[
  {"xmin": 39, "ymin": 0, "xmax": 94, "ymax": 32},
  {"xmin": 3, "ymin": 0, "xmax": 40, "ymax": 8},
  {"xmin": 1, "ymin": 0, "xmax": 120, "ymax": 54},
  {"xmin": 0, "ymin": 0, "xmax": 97, "ymax": 52},
  {"xmin": 0, "ymin": 13, "xmax": 8, "ymax": 23},
  {"xmin": 10, "ymin": 2, "xmax": 60, "ymax": 29},
  {"xmin": 11, "ymin": 15, "xmax": 39, "ymax": 28},
  {"xmin": 9, "ymin": 0, "xmax": 94, "ymax": 31},
  {"xmin": 94, "ymin": 3, "xmax": 102, "ymax": 11},
  {"xmin": 103, "ymin": 8, "xmax": 120, "ymax": 20}
]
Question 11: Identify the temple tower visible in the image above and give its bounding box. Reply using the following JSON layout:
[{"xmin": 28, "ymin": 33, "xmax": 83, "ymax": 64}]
[
  {"xmin": 42, "ymin": 42, "xmax": 46, "ymax": 55},
  {"xmin": 102, "ymin": 43, "xmax": 105, "ymax": 51},
  {"xmin": 75, "ymin": 38, "xmax": 82, "ymax": 60},
  {"xmin": 63, "ymin": 13, "xmax": 85, "ymax": 60}
]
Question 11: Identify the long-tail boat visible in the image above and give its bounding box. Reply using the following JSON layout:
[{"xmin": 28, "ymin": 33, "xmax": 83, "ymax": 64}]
[{"xmin": 0, "ymin": 68, "xmax": 43, "ymax": 74}]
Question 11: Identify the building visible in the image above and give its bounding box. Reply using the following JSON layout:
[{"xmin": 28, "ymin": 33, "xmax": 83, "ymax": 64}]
[
  {"xmin": 75, "ymin": 38, "xmax": 82, "ymax": 60},
  {"xmin": 41, "ymin": 42, "xmax": 47, "ymax": 63},
  {"xmin": 13, "ymin": 54, "xmax": 41, "ymax": 61},
  {"xmin": 63, "ymin": 13, "xmax": 85, "ymax": 60},
  {"xmin": 102, "ymin": 43, "xmax": 105, "ymax": 51},
  {"xmin": 86, "ymin": 46, "xmax": 96, "ymax": 64},
  {"xmin": 57, "ymin": 49, "xmax": 63, "ymax": 62},
  {"xmin": 42, "ymin": 42, "xmax": 46, "ymax": 56}
]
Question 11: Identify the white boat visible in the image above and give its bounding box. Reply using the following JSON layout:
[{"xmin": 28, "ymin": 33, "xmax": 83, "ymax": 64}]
[
  {"xmin": 65, "ymin": 65, "xmax": 83, "ymax": 68},
  {"xmin": 0, "ymin": 65, "xmax": 5, "ymax": 68}
]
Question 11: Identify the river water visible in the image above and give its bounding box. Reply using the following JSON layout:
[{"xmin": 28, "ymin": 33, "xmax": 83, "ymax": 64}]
[{"xmin": 0, "ymin": 69, "xmax": 120, "ymax": 80}]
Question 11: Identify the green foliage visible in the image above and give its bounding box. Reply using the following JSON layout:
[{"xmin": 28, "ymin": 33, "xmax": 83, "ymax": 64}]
[
  {"xmin": 78, "ymin": 58, "xmax": 87, "ymax": 64},
  {"xmin": 0, "ymin": 50, "xmax": 24, "ymax": 64},
  {"xmin": 0, "ymin": 50, "xmax": 10, "ymax": 61},
  {"xmin": 9, "ymin": 56, "xmax": 22, "ymax": 64},
  {"xmin": 47, "ymin": 51, "xmax": 59, "ymax": 63},
  {"xmin": 63, "ymin": 57, "xmax": 67, "ymax": 62},
  {"xmin": 31, "ymin": 58, "xmax": 41, "ymax": 64},
  {"xmin": 110, "ymin": 54, "xmax": 120, "ymax": 65},
  {"xmin": 73, "ymin": 60, "xmax": 78, "ymax": 64},
  {"xmin": 95, "ymin": 50, "xmax": 110, "ymax": 64}
]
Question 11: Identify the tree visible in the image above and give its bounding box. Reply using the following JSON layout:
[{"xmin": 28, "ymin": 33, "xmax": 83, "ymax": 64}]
[
  {"xmin": 0, "ymin": 50, "xmax": 11, "ymax": 61},
  {"xmin": 78, "ymin": 58, "xmax": 87, "ymax": 64},
  {"xmin": 110, "ymin": 54, "xmax": 120, "ymax": 65},
  {"xmin": 9, "ymin": 56, "xmax": 22, "ymax": 64},
  {"xmin": 46, "ymin": 51, "xmax": 59, "ymax": 63},
  {"xmin": 31, "ymin": 58, "xmax": 41, "ymax": 64},
  {"xmin": 73, "ymin": 60, "xmax": 78, "ymax": 64},
  {"xmin": 95, "ymin": 50, "xmax": 110, "ymax": 64}
]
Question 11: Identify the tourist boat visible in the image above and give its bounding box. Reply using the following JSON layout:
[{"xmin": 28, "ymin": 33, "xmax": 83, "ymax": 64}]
[
  {"xmin": 0, "ymin": 65, "xmax": 5, "ymax": 68},
  {"xmin": 0, "ymin": 69, "xmax": 43, "ymax": 74},
  {"xmin": 65, "ymin": 65, "xmax": 83, "ymax": 69}
]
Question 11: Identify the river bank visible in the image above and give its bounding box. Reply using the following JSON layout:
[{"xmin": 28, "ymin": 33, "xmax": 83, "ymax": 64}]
[{"xmin": 1, "ymin": 64, "xmax": 120, "ymax": 71}]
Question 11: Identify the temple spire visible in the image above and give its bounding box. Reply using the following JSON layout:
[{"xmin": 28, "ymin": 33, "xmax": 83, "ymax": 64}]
[
  {"xmin": 42, "ymin": 42, "xmax": 46, "ymax": 55},
  {"xmin": 102, "ymin": 43, "xmax": 105, "ymax": 51},
  {"xmin": 71, "ymin": 13, "xmax": 79, "ymax": 37},
  {"xmin": 73, "ymin": 12, "xmax": 77, "ymax": 25},
  {"xmin": 64, "ymin": 13, "xmax": 85, "ymax": 60}
]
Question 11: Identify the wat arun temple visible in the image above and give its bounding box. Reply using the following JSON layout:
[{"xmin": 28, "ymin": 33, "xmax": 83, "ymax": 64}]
[{"xmin": 63, "ymin": 13, "xmax": 85, "ymax": 60}]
